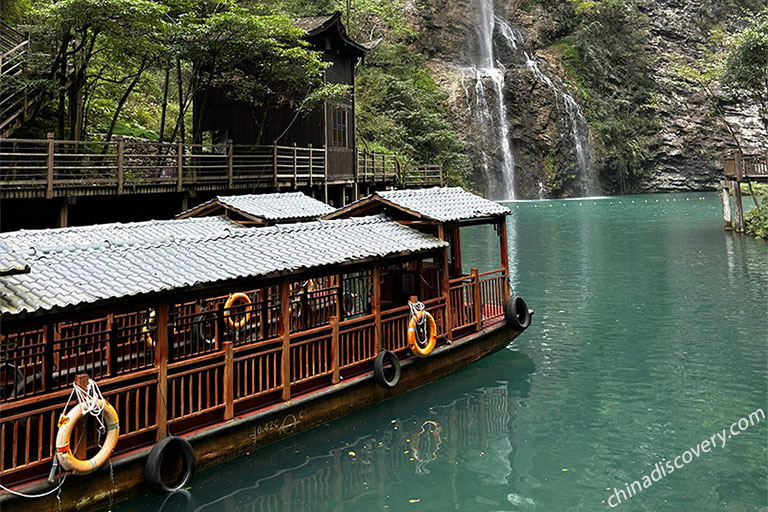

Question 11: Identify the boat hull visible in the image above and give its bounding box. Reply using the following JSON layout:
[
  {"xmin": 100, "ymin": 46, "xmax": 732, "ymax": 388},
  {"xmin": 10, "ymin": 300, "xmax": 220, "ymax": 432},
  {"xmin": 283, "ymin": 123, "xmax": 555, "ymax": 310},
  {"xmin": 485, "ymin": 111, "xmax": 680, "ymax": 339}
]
[{"xmin": 0, "ymin": 320, "xmax": 520, "ymax": 511}]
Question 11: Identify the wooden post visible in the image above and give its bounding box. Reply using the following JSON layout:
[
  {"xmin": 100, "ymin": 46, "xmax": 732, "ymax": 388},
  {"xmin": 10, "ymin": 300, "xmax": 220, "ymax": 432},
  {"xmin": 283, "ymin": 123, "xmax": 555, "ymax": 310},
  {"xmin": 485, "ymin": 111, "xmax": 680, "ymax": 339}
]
[
  {"xmin": 272, "ymin": 142, "xmax": 279, "ymax": 188},
  {"xmin": 280, "ymin": 280, "xmax": 291, "ymax": 401},
  {"xmin": 721, "ymin": 181, "xmax": 732, "ymax": 230},
  {"xmin": 154, "ymin": 302, "xmax": 169, "ymax": 441},
  {"xmin": 331, "ymin": 315, "xmax": 340, "ymax": 384},
  {"xmin": 499, "ymin": 217, "xmax": 510, "ymax": 304},
  {"xmin": 109, "ymin": 314, "xmax": 118, "ymax": 377},
  {"xmin": 437, "ymin": 225, "xmax": 452, "ymax": 339},
  {"xmin": 176, "ymin": 142, "xmax": 183, "ymax": 192},
  {"xmin": 73, "ymin": 374, "xmax": 89, "ymax": 460},
  {"xmin": 323, "ymin": 144, "xmax": 328, "ymax": 183},
  {"xmin": 44, "ymin": 323, "xmax": 55, "ymax": 391},
  {"xmin": 372, "ymin": 264, "xmax": 382, "ymax": 354},
  {"xmin": 222, "ymin": 341, "xmax": 234, "ymax": 421},
  {"xmin": 308, "ymin": 143, "xmax": 313, "ymax": 186},
  {"xmin": 227, "ymin": 139, "xmax": 233, "ymax": 189},
  {"xmin": 471, "ymin": 268, "xmax": 482, "ymax": 332},
  {"xmin": 292, "ymin": 142, "xmax": 298, "ymax": 187},
  {"xmin": 439, "ymin": 164, "xmax": 444, "ymax": 186},
  {"xmin": 57, "ymin": 199, "xmax": 68, "ymax": 228},
  {"xmin": 735, "ymin": 151, "xmax": 743, "ymax": 181},
  {"xmin": 116, "ymin": 135, "xmax": 124, "ymax": 194},
  {"xmin": 733, "ymin": 180, "xmax": 745, "ymax": 233},
  {"xmin": 46, "ymin": 132, "xmax": 54, "ymax": 199}
]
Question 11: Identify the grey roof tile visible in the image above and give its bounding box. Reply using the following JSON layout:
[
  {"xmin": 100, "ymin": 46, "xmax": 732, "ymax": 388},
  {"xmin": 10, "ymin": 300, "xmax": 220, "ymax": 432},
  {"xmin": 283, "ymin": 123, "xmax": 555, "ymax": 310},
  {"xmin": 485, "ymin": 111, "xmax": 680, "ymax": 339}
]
[
  {"xmin": 0, "ymin": 215, "xmax": 446, "ymax": 318},
  {"xmin": 375, "ymin": 187, "xmax": 510, "ymax": 222},
  {"xmin": 0, "ymin": 216, "xmax": 242, "ymax": 258},
  {"xmin": 178, "ymin": 192, "xmax": 335, "ymax": 222},
  {"xmin": 0, "ymin": 240, "xmax": 29, "ymax": 276}
]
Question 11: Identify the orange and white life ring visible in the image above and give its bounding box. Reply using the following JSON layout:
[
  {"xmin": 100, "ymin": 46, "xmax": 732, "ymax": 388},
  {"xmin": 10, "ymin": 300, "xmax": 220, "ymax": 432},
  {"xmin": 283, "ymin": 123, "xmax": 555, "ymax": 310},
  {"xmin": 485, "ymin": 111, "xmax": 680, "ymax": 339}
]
[
  {"xmin": 407, "ymin": 310, "xmax": 437, "ymax": 357},
  {"xmin": 55, "ymin": 400, "xmax": 120, "ymax": 475},
  {"xmin": 224, "ymin": 293, "xmax": 252, "ymax": 329}
]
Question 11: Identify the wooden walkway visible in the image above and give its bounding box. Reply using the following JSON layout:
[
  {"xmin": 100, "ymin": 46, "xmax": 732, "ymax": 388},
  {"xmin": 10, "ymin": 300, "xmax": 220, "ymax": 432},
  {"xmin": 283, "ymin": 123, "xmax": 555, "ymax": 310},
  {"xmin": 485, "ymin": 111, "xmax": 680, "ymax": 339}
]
[
  {"xmin": 720, "ymin": 150, "xmax": 767, "ymax": 232},
  {"xmin": 0, "ymin": 135, "xmax": 443, "ymax": 200}
]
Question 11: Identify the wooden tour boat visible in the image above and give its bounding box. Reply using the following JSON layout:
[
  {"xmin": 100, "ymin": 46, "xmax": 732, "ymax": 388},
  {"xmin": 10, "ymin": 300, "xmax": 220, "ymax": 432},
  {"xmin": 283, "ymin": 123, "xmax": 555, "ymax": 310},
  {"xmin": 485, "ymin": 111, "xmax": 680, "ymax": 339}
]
[{"xmin": 0, "ymin": 187, "xmax": 532, "ymax": 511}]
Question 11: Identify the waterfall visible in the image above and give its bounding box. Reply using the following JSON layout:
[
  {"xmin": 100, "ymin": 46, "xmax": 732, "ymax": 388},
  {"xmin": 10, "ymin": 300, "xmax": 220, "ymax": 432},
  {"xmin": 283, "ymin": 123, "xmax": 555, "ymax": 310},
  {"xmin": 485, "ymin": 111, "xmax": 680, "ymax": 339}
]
[
  {"xmin": 460, "ymin": 0, "xmax": 517, "ymax": 200},
  {"xmin": 496, "ymin": 18, "xmax": 594, "ymax": 195}
]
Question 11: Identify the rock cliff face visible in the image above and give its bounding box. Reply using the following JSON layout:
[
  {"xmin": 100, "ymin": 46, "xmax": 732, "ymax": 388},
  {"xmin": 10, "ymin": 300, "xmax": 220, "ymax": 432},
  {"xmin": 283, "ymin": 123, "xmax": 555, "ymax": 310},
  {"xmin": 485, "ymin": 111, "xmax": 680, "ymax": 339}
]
[{"xmin": 413, "ymin": 0, "xmax": 766, "ymax": 198}]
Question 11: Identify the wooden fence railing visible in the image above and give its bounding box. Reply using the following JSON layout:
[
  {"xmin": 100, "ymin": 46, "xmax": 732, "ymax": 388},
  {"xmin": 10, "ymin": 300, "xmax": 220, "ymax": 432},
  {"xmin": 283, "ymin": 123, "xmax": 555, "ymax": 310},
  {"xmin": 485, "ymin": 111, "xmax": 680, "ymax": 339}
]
[
  {"xmin": 0, "ymin": 136, "xmax": 443, "ymax": 197},
  {"xmin": 723, "ymin": 151, "xmax": 768, "ymax": 180},
  {"xmin": 0, "ymin": 267, "xmax": 505, "ymax": 483}
]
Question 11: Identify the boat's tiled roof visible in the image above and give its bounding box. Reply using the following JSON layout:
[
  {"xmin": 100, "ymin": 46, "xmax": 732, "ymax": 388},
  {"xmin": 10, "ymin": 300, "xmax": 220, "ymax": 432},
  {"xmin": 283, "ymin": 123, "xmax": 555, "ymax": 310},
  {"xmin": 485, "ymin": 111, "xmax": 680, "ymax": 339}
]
[
  {"xmin": 329, "ymin": 187, "xmax": 510, "ymax": 222},
  {"xmin": 177, "ymin": 192, "xmax": 335, "ymax": 222},
  {"xmin": 0, "ymin": 215, "xmax": 446, "ymax": 318},
  {"xmin": 0, "ymin": 240, "xmax": 29, "ymax": 276},
  {"xmin": 0, "ymin": 216, "xmax": 242, "ymax": 258}
]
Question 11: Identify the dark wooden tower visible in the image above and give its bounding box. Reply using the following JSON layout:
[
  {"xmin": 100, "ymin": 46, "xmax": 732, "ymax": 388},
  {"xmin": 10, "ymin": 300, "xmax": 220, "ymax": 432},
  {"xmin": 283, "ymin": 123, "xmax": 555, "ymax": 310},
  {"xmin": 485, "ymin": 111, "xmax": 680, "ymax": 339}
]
[{"xmin": 197, "ymin": 12, "xmax": 369, "ymax": 182}]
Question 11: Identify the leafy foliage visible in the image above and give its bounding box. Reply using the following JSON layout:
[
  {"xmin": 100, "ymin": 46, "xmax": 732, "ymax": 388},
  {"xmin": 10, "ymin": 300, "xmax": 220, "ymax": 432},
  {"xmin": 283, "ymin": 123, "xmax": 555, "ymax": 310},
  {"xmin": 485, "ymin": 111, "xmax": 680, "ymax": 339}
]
[
  {"xmin": 745, "ymin": 203, "xmax": 768, "ymax": 239},
  {"xmin": 560, "ymin": 0, "xmax": 659, "ymax": 191},
  {"xmin": 356, "ymin": 42, "xmax": 469, "ymax": 187}
]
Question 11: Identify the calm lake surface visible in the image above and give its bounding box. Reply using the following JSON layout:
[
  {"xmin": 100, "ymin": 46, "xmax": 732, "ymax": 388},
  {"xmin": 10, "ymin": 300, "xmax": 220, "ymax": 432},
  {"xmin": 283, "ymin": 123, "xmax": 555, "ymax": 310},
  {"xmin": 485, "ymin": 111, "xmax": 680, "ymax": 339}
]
[{"xmin": 112, "ymin": 192, "xmax": 767, "ymax": 512}]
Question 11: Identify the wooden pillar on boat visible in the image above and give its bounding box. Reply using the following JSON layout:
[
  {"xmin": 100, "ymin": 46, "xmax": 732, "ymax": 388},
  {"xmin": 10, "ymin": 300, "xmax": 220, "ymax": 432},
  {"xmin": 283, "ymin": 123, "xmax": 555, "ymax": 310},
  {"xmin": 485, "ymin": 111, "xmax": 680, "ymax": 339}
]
[
  {"xmin": 471, "ymin": 268, "xmax": 482, "ymax": 332},
  {"xmin": 44, "ymin": 323, "xmax": 55, "ymax": 391},
  {"xmin": 154, "ymin": 301, "xmax": 169, "ymax": 441},
  {"xmin": 372, "ymin": 263, "xmax": 382, "ymax": 354},
  {"xmin": 331, "ymin": 315, "xmax": 340, "ymax": 384},
  {"xmin": 451, "ymin": 225, "xmax": 462, "ymax": 277},
  {"xmin": 222, "ymin": 341, "xmax": 234, "ymax": 421},
  {"xmin": 732, "ymin": 181, "xmax": 745, "ymax": 233},
  {"xmin": 107, "ymin": 314, "xmax": 118, "ymax": 377},
  {"xmin": 280, "ymin": 280, "xmax": 291, "ymax": 401},
  {"xmin": 499, "ymin": 217, "xmax": 510, "ymax": 304},
  {"xmin": 721, "ymin": 180, "xmax": 732, "ymax": 230},
  {"xmin": 416, "ymin": 260, "xmax": 425, "ymax": 299},
  {"xmin": 437, "ymin": 225, "xmax": 452, "ymax": 340},
  {"xmin": 73, "ymin": 373, "xmax": 89, "ymax": 460}
]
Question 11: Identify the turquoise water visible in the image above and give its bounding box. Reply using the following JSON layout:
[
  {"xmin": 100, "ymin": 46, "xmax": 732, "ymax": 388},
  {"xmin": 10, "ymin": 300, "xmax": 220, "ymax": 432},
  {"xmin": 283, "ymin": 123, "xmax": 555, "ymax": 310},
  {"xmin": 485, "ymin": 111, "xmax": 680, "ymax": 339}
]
[{"xmin": 112, "ymin": 192, "xmax": 767, "ymax": 511}]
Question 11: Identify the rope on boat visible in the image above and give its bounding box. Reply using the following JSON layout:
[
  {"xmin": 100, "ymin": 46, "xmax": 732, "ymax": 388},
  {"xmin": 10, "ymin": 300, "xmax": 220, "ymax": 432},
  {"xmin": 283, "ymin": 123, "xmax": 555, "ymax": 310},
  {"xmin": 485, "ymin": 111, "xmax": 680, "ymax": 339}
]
[
  {"xmin": 0, "ymin": 378, "xmax": 109, "ymax": 499},
  {"xmin": 408, "ymin": 300, "xmax": 428, "ymax": 344}
]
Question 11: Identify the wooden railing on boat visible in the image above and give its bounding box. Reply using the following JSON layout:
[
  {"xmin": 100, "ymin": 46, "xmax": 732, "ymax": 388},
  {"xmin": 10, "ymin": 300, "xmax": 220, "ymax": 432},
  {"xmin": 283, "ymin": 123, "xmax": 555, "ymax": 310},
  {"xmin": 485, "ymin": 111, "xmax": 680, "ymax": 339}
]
[{"xmin": 0, "ymin": 264, "xmax": 507, "ymax": 484}]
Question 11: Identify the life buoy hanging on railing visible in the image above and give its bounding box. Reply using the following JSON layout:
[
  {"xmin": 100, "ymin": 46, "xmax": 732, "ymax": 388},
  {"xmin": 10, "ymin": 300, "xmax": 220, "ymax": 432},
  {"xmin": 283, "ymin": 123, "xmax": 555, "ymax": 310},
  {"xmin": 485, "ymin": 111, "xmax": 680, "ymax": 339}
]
[
  {"xmin": 407, "ymin": 302, "xmax": 437, "ymax": 357},
  {"xmin": 55, "ymin": 381, "xmax": 119, "ymax": 475},
  {"xmin": 224, "ymin": 292, "xmax": 252, "ymax": 329}
]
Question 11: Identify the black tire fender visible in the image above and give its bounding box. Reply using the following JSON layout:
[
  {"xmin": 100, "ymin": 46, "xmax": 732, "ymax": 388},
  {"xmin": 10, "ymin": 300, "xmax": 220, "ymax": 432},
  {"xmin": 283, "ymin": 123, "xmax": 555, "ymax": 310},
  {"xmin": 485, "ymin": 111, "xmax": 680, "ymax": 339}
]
[
  {"xmin": 373, "ymin": 350, "xmax": 401, "ymax": 389},
  {"xmin": 192, "ymin": 313, "xmax": 215, "ymax": 346},
  {"xmin": 505, "ymin": 296, "xmax": 531, "ymax": 331},
  {"xmin": 145, "ymin": 436, "xmax": 196, "ymax": 494}
]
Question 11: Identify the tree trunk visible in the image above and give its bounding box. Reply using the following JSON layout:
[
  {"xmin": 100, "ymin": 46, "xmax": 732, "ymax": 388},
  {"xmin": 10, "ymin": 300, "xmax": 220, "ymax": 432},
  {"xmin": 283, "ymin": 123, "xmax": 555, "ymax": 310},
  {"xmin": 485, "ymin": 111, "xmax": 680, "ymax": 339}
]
[
  {"xmin": 176, "ymin": 57, "xmax": 185, "ymax": 144},
  {"xmin": 104, "ymin": 57, "xmax": 148, "ymax": 145},
  {"xmin": 159, "ymin": 60, "xmax": 170, "ymax": 142}
]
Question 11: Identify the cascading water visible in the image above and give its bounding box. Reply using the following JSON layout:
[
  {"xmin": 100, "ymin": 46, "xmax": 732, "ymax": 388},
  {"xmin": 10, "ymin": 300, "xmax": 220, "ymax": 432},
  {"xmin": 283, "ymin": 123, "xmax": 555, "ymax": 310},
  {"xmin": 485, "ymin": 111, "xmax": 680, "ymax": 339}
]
[
  {"xmin": 460, "ymin": 0, "xmax": 516, "ymax": 200},
  {"xmin": 496, "ymin": 18, "xmax": 595, "ymax": 195},
  {"xmin": 460, "ymin": 1, "xmax": 595, "ymax": 198}
]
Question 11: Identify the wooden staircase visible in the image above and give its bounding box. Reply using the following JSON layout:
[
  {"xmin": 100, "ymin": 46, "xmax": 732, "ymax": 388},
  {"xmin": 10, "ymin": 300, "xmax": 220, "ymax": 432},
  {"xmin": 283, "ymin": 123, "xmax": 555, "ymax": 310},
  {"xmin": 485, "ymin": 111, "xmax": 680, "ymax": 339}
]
[{"xmin": 0, "ymin": 21, "xmax": 34, "ymax": 137}]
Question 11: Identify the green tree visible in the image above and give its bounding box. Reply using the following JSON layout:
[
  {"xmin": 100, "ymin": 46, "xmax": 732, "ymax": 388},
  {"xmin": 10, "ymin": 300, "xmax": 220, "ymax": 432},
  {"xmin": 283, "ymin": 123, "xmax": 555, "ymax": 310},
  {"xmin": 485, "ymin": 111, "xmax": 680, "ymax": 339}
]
[
  {"xmin": 32, "ymin": 0, "xmax": 167, "ymax": 140},
  {"xmin": 723, "ymin": 9, "xmax": 768, "ymax": 134}
]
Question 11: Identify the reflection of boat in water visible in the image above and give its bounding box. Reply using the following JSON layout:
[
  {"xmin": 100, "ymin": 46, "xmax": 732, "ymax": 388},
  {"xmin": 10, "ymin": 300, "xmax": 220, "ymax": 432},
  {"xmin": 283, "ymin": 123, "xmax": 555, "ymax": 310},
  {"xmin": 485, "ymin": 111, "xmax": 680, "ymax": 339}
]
[{"xmin": 163, "ymin": 349, "xmax": 536, "ymax": 512}]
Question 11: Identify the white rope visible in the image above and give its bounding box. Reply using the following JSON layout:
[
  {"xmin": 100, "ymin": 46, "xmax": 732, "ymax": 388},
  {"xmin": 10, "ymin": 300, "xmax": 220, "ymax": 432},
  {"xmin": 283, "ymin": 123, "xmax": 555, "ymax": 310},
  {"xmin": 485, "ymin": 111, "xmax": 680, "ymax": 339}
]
[
  {"xmin": 408, "ymin": 301, "xmax": 428, "ymax": 344},
  {"xmin": 72, "ymin": 378, "xmax": 107, "ymax": 431},
  {"xmin": 0, "ymin": 379, "xmax": 106, "ymax": 499}
]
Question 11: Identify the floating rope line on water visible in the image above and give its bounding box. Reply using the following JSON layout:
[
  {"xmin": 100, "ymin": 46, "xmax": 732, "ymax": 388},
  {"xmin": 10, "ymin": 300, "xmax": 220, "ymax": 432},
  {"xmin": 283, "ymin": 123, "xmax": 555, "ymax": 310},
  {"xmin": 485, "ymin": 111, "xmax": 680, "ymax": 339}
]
[{"xmin": 512, "ymin": 196, "xmax": 712, "ymax": 208}]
